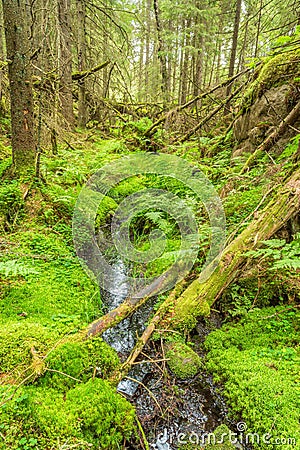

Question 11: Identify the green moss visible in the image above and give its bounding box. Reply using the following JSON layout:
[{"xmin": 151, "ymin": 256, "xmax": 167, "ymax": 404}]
[
  {"xmin": 0, "ymin": 379, "xmax": 136, "ymax": 449},
  {"xmin": 205, "ymin": 307, "xmax": 300, "ymax": 449},
  {"xmin": 40, "ymin": 336, "xmax": 120, "ymax": 390},
  {"xmin": 166, "ymin": 342, "xmax": 202, "ymax": 379},
  {"xmin": 242, "ymin": 47, "xmax": 300, "ymax": 110},
  {"xmin": 0, "ymin": 321, "xmax": 61, "ymax": 373}
]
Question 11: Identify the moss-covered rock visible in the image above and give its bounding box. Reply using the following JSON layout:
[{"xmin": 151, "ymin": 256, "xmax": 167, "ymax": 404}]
[{"xmin": 166, "ymin": 342, "xmax": 202, "ymax": 379}]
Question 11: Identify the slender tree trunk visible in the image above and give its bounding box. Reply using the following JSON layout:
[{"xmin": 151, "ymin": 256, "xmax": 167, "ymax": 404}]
[
  {"xmin": 153, "ymin": 0, "xmax": 168, "ymax": 105},
  {"xmin": 57, "ymin": 0, "xmax": 74, "ymax": 126},
  {"xmin": 145, "ymin": 0, "xmax": 151, "ymax": 100},
  {"xmin": 254, "ymin": 0, "xmax": 263, "ymax": 58},
  {"xmin": 226, "ymin": 0, "xmax": 242, "ymax": 97},
  {"xmin": 77, "ymin": 0, "xmax": 88, "ymax": 128},
  {"xmin": 180, "ymin": 18, "xmax": 191, "ymax": 105},
  {"xmin": 2, "ymin": 0, "xmax": 36, "ymax": 174}
]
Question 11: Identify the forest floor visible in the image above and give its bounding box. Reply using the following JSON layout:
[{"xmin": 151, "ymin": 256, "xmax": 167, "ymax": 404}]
[{"xmin": 0, "ymin": 127, "xmax": 299, "ymax": 450}]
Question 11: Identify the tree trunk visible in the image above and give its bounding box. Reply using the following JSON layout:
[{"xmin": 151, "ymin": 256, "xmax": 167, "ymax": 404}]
[
  {"xmin": 2, "ymin": 0, "xmax": 36, "ymax": 174},
  {"xmin": 57, "ymin": 0, "xmax": 74, "ymax": 127},
  {"xmin": 153, "ymin": 0, "xmax": 168, "ymax": 105},
  {"xmin": 226, "ymin": 0, "xmax": 242, "ymax": 99},
  {"xmin": 77, "ymin": 0, "xmax": 88, "ymax": 128}
]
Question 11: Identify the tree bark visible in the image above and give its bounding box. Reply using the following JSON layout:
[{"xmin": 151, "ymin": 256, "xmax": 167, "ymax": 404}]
[
  {"xmin": 225, "ymin": 0, "xmax": 242, "ymax": 106},
  {"xmin": 2, "ymin": 0, "xmax": 36, "ymax": 174},
  {"xmin": 153, "ymin": 0, "xmax": 168, "ymax": 105},
  {"xmin": 77, "ymin": 0, "xmax": 88, "ymax": 128},
  {"xmin": 57, "ymin": 0, "xmax": 74, "ymax": 127}
]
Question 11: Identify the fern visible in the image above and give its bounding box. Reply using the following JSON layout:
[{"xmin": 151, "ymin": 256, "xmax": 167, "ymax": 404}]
[
  {"xmin": 0, "ymin": 260, "xmax": 39, "ymax": 277},
  {"xmin": 246, "ymin": 234, "xmax": 300, "ymax": 273}
]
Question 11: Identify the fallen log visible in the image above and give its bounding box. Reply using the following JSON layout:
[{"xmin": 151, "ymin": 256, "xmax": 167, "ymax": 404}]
[
  {"xmin": 169, "ymin": 165, "xmax": 300, "ymax": 330},
  {"xmin": 143, "ymin": 67, "xmax": 252, "ymax": 138},
  {"xmin": 112, "ymin": 283, "xmax": 186, "ymax": 383},
  {"xmin": 84, "ymin": 274, "xmax": 168, "ymax": 338},
  {"xmin": 240, "ymin": 100, "xmax": 300, "ymax": 174},
  {"xmin": 177, "ymin": 83, "xmax": 245, "ymax": 144},
  {"xmin": 32, "ymin": 61, "xmax": 110, "ymax": 89},
  {"xmin": 72, "ymin": 61, "xmax": 110, "ymax": 81}
]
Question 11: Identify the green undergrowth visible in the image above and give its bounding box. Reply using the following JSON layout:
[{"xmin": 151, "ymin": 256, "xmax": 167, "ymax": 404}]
[
  {"xmin": 0, "ymin": 379, "xmax": 136, "ymax": 450},
  {"xmin": 205, "ymin": 306, "xmax": 300, "ymax": 449}
]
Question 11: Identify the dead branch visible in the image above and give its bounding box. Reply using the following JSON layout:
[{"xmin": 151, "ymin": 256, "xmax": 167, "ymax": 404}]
[{"xmin": 240, "ymin": 100, "xmax": 300, "ymax": 174}]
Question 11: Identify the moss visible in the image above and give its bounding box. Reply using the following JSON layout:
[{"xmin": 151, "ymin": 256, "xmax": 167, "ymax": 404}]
[
  {"xmin": 40, "ymin": 336, "xmax": 120, "ymax": 390},
  {"xmin": 206, "ymin": 425, "xmax": 236, "ymax": 449},
  {"xmin": 242, "ymin": 47, "xmax": 300, "ymax": 110},
  {"xmin": 205, "ymin": 307, "xmax": 300, "ymax": 449},
  {"xmin": 166, "ymin": 342, "xmax": 202, "ymax": 379},
  {"xmin": 0, "ymin": 321, "xmax": 61, "ymax": 373},
  {"xmin": 1, "ymin": 379, "xmax": 136, "ymax": 449}
]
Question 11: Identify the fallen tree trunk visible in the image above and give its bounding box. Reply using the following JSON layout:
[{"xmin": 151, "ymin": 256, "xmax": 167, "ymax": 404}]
[
  {"xmin": 177, "ymin": 83, "xmax": 245, "ymax": 144},
  {"xmin": 72, "ymin": 61, "xmax": 110, "ymax": 81},
  {"xmin": 169, "ymin": 166, "xmax": 300, "ymax": 330},
  {"xmin": 112, "ymin": 283, "xmax": 186, "ymax": 383},
  {"xmin": 86, "ymin": 165, "xmax": 300, "ymax": 342},
  {"xmin": 84, "ymin": 275, "xmax": 168, "ymax": 338},
  {"xmin": 240, "ymin": 100, "xmax": 300, "ymax": 174},
  {"xmin": 143, "ymin": 67, "xmax": 252, "ymax": 138}
]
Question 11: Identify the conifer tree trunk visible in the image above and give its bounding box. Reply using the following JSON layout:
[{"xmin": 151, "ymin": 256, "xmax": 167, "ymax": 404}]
[
  {"xmin": 77, "ymin": 0, "xmax": 87, "ymax": 128},
  {"xmin": 226, "ymin": 0, "xmax": 242, "ymax": 97},
  {"xmin": 153, "ymin": 0, "xmax": 168, "ymax": 105},
  {"xmin": 2, "ymin": 0, "xmax": 36, "ymax": 174},
  {"xmin": 57, "ymin": 0, "xmax": 74, "ymax": 127}
]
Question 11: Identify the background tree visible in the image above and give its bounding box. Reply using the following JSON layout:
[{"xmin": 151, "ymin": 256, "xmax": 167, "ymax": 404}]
[{"xmin": 2, "ymin": 0, "xmax": 36, "ymax": 174}]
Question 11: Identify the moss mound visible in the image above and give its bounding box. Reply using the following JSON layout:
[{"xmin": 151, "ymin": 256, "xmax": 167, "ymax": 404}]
[
  {"xmin": 0, "ymin": 379, "xmax": 136, "ymax": 449},
  {"xmin": 166, "ymin": 342, "xmax": 202, "ymax": 379},
  {"xmin": 205, "ymin": 307, "xmax": 300, "ymax": 449},
  {"xmin": 40, "ymin": 336, "xmax": 120, "ymax": 390}
]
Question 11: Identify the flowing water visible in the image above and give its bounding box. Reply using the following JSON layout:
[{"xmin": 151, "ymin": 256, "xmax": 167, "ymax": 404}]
[{"xmin": 102, "ymin": 261, "xmax": 248, "ymax": 449}]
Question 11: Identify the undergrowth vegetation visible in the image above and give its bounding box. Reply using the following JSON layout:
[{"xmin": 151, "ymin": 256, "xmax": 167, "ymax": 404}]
[{"xmin": 0, "ymin": 116, "xmax": 299, "ymax": 448}]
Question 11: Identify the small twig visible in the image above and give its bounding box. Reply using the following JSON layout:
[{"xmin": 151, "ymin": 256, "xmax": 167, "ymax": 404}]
[
  {"xmin": 131, "ymin": 358, "xmax": 169, "ymax": 365},
  {"xmin": 46, "ymin": 368, "xmax": 82, "ymax": 383},
  {"xmin": 135, "ymin": 416, "xmax": 150, "ymax": 450},
  {"xmin": 124, "ymin": 376, "xmax": 163, "ymax": 415}
]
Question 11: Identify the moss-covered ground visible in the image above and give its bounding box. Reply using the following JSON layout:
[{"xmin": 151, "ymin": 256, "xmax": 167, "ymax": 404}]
[{"xmin": 0, "ymin": 120, "xmax": 299, "ymax": 449}]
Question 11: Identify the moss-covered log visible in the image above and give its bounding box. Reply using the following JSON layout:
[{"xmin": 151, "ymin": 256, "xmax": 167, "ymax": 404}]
[{"xmin": 170, "ymin": 166, "xmax": 300, "ymax": 330}]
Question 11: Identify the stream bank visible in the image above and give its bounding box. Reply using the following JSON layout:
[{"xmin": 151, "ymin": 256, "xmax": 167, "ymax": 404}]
[{"xmin": 101, "ymin": 260, "xmax": 249, "ymax": 450}]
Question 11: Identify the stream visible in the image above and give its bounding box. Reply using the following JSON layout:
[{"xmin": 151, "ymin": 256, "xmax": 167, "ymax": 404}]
[{"xmin": 101, "ymin": 260, "xmax": 248, "ymax": 449}]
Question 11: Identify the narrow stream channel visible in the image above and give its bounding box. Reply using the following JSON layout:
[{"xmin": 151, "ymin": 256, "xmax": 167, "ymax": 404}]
[{"xmin": 101, "ymin": 260, "xmax": 249, "ymax": 449}]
